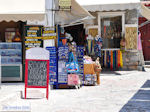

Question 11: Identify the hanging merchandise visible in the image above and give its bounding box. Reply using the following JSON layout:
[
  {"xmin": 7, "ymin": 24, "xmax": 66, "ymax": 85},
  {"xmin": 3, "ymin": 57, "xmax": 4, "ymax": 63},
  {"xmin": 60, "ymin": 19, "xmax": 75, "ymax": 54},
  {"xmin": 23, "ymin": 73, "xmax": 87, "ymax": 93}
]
[
  {"xmin": 116, "ymin": 51, "xmax": 118, "ymax": 69},
  {"xmin": 120, "ymin": 51, "xmax": 123, "ymax": 68},
  {"xmin": 58, "ymin": 60, "xmax": 68, "ymax": 84},
  {"xmin": 71, "ymin": 42, "xmax": 77, "ymax": 60},
  {"xmin": 58, "ymin": 46, "xmax": 69, "ymax": 60},
  {"xmin": 86, "ymin": 35, "xmax": 94, "ymax": 55},
  {"xmin": 102, "ymin": 51, "xmax": 104, "ymax": 67},
  {"xmin": 91, "ymin": 40, "xmax": 95, "ymax": 55},
  {"xmin": 138, "ymin": 32, "xmax": 142, "ymax": 51},
  {"xmin": 94, "ymin": 35, "xmax": 103, "ymax": 57},
  {"xmin": 110, "ymin": 50, "xmax": 113, "ymax": 70},
  {"xmin": 58, "ymin": 46, "xmax": 69, "ymax": 84},
  {"xmin": 107, "ymin": 51, "xmax": 110, "ymax": 68},
  {"xmin": 118, "ymin": 50, "xmax": 120, "ymax": 68},
  {"xmin": 77, "ymin": 46, "xmax": 84, "ymax": 85},
  {"xmin": 114, "ymin": 51, "xmax": 117, "ymax": 69},
  {"xmin": 66, "ymin": 52, "xmax": 79, "ymax": 73},
  {"xmin": 68, "ymin": 74, "xmax": 80, "ymax": 86},
  {"xmin": 104, "ymin": 51, "xmax": 107, "ymax": 67},
  {"xmin": 113, "ymin": 51, "xmax": 115, "ymax": 69}
]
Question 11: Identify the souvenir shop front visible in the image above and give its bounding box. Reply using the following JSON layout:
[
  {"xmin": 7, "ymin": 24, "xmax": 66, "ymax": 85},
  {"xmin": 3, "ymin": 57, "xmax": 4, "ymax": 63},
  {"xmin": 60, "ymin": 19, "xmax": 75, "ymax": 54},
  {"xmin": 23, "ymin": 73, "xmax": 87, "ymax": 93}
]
[
  {"xmin": 49, "ymin": 23, "xmax": 101, "ymax": 88},
  {"xmin": 78, "ymin": 0, "xmax": 145, "ymax": 70}
]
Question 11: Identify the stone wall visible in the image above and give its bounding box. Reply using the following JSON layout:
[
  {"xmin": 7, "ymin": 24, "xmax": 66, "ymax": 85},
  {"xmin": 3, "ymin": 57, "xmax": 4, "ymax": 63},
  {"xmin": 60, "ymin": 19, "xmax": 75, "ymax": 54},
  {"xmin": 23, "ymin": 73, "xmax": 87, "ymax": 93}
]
[{"xmin": 122, "ymin": 50, "xmax": 144, "ymax": 70}]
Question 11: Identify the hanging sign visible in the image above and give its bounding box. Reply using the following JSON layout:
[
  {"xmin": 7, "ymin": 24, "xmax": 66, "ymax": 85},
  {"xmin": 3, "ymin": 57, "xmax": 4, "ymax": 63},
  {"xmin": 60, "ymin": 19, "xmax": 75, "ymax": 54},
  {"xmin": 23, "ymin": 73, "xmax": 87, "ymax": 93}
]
[
  {"xmin": 59, "ymin": 0, "xmax": 71, "ymax": 11},
  {"xmin": 24, "ymin": 25, "xmax": 43, "ymax": 50},
  {"xmin": 125, "ymin": 25, "xmax": 137, "ymax": 50},
  {"xmin": 42, "ymin": 27, "xmax": 57, "ymax": 40}
]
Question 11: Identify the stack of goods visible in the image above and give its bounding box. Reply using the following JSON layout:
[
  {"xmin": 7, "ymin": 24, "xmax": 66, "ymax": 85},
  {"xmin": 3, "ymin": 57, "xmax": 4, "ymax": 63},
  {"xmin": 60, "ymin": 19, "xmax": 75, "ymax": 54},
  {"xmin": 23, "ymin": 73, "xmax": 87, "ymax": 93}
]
[
  {"xmin": 58, "ymin": 46, "xmax": 69, "ymax": 60},
  {"xmin": 83, "ymin": 56, "xmax": 94, "ymax": 64},
  {"xmin": 101, "ymin": 50, "xmax": 123, "ymax": 70},
  {"xmin": 77, "ymin": 46, "xmax": 84, "ymax": 85},
  {"xmin": 83, "ymin": 56, "xmax": 97, "ymax": 86},
  {"xmin": 84, "ymin": 74, "xmax": 97, "ymax": 86},
  {"xmin": 46, "ymin": 47, "xmax": 57, "ymax": 85},
  {"xmin": 58, "ymin": 46, "xmax": 69, "ymax": 84}
]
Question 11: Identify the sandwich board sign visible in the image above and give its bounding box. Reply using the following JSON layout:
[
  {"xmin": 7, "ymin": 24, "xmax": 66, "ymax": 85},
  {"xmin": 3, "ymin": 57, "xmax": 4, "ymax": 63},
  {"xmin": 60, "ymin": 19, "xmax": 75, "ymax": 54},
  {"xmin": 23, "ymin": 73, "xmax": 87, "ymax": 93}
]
[{"xmin": 25, "ymin": 47, "xmax": 49, "ymax": 99}]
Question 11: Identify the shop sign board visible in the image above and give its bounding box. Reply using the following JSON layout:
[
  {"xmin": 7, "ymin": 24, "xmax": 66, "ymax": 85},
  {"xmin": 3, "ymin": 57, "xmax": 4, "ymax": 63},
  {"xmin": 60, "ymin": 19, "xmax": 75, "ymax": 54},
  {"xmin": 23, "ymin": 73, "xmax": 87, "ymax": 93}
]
[
  {"xmin": 25, "ymin": 48, "xmax": 49, "ymax": 99},
  {"xmin": 24, "ymin": 25, "xmax": 43, "ymax": 50},
  {"xmin": 59, "ymin": 0, "xmax": 71, "ymax": 11},
  {"xmin": 42, "ymin": 27, "xmax": 57, "ymax": 40},
  {"xmin": 125, "ymin": 24, "xmax": 138, "ymax": 50}
]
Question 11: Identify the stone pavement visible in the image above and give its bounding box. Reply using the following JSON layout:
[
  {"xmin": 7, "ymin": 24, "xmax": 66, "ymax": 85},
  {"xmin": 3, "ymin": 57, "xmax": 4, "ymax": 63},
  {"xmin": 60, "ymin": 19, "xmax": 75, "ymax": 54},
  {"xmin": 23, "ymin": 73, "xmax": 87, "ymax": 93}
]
[{"xmin": 0, "ymin": 70, "xmax": 150, "ymax": 112}]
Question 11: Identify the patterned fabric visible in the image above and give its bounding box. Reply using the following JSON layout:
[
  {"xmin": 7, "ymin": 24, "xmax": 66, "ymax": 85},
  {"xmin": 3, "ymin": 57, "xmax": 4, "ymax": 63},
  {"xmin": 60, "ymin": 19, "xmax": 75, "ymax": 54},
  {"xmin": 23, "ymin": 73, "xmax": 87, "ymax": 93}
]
[
  {"xmin": 94, "ymin": 44, "xmax": 101, "ymax": 57},
  {"xmin": 94, "ymin": 37, "xmax": 102, "ymax": 57}
]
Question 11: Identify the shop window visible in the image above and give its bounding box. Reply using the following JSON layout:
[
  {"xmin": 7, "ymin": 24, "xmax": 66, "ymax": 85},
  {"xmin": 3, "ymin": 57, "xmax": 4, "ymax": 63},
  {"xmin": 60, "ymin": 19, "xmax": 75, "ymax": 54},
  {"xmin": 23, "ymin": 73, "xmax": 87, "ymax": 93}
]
[{"xmin": 101, "ymin": 16, "xmax": 122, "ymax": 48}]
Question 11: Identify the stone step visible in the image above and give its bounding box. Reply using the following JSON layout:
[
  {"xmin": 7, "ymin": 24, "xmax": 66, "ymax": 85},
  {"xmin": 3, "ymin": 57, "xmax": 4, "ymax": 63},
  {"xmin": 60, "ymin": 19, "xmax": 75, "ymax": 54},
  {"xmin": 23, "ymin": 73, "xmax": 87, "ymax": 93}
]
[
  {"xmin": 145, "ymin": 61, "xmax": 150, "ymax": 65},
  {"xmin": 144, "ymin": 65, "xmax": 150, "ymax": 68}
]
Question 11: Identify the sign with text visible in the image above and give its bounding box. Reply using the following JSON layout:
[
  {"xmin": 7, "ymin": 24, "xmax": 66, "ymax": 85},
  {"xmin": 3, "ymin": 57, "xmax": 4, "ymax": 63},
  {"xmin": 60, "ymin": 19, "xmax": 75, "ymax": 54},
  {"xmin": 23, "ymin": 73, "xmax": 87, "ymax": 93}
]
[
  {"xmin": 27, "ymin": 61, "xmax": 47, "ymax": 86},
  {"xmin": 25, "ymin": 47, "xmax": 49, "ymax": 99},
  {"xmin": 42, "ymin": 27, "xmax": 57, "ymax": 40},
  {"xmin": 24, "ymin": 25, "xmax": 43, "ymax": 50},
  {"xmin": 59, "ymin": 0, "xmax": 71, "ymax": 11}
]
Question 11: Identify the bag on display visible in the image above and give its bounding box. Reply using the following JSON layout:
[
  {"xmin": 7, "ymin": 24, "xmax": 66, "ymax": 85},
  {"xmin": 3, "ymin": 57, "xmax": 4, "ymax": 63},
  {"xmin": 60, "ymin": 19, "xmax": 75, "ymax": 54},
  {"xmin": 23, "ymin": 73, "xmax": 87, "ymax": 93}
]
[
  {"xmin": 66, "ymin": 52, "xmax": 79, "ymax": 73},
  {"xmin": 68, "ymin": 74, "xmax": 80, "ymax": 85}
]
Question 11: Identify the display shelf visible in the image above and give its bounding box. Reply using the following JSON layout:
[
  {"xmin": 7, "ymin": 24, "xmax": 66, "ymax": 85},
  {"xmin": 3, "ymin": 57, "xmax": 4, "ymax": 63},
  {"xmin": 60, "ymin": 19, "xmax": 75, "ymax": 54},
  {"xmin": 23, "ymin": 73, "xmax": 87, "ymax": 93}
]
[{"xmin": 0, "ymin": 42, "xmax": 22, "ymax": 81}]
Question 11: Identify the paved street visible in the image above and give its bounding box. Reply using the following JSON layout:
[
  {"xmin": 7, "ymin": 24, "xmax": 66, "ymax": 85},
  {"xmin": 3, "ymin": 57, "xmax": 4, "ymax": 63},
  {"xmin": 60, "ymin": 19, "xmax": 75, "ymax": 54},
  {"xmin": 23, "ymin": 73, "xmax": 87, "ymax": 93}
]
[{"xmin": 0, "ymin": 69, "xmax": 150, "ymax": 112}]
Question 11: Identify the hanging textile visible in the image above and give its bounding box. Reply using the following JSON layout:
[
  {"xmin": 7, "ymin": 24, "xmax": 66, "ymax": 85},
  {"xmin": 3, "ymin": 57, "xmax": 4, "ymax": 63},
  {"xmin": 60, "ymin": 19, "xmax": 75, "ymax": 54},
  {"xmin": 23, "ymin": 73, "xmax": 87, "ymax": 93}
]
[
  {"xmin": 113, "ymin": 51, "xmax": 116, "ymax": 69},
  {"xmin": 138, "ymin": 32, "xmax": 142, "ymax": 51},
  {"xmin": 94, "ymin": 36, "xmax": 103, "ymax": 57},
  {"xmin": 110, "ymin": 50, "xmax": 113, "ymax": 70},
  {"xmin": 87, "ymin": 40, "xmax": 92, "ymax": 55},
  {"xmin": 104, "ymin": 50, "xmax": 107, "ymax": 67},
  {"xmin": 117, "ymin": 50, "xmax": 120, "ymax": 68},
  {"xmin": 116, "ymin": 51, "xmax": 118, "ymax": 69},
  {"xmin": 120, "ymin": 51, "xmax": 123, "ymax": 68},
  {"xmin": 103, "ymin": 51, "xmax": 104, "ymax": 67},
  {"xmin": 109, "ymin": 51, "xmax": 111, "ymax": 68},
  {"xmin": 94, "ymin": 44, "xmax": 101, "ymax": 57},
  {"xmin": 91, "ymin": 40, "xmax": 95, "ymax": 55},
  {"xmin": 107, "ymin": 51, "xmax": 110, "ymax": 68},
  {"xmin": 86, "ymin": 35, "xmax": 94, "ymax": 55}
]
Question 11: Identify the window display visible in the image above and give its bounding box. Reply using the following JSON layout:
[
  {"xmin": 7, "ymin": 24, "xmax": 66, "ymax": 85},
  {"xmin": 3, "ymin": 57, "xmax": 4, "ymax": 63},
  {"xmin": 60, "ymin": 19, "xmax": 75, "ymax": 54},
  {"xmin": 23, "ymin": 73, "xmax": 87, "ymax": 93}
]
[{"xmin": 101, "ymin": 16, "xmax": 122, "ymax": 48}]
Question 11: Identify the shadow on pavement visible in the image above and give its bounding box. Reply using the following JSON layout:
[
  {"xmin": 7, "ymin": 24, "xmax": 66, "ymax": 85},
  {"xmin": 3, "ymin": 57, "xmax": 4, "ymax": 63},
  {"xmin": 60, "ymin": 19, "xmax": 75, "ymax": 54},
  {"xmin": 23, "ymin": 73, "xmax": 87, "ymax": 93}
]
[
  {"xmin": 119, "ymin": 80, "xmax": 150, "ymax": 112},
  {"xmin": 101, "ymin": 71, "xmax": 121, "ymax": 76}
]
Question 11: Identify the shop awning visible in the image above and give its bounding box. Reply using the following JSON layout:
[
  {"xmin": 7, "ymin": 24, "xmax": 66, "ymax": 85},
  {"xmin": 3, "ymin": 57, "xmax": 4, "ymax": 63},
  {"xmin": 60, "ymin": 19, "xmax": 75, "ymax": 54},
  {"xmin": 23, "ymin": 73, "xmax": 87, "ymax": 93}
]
[
  {"xmin": 55, "ymin": 0, "xmax": 94, "ymax": 25},
  {"xmin": 0, "ymin": 0, "xmax": 45, "ymax": 22},
  {"xmin": 140, "ymin": 3, "xmax": 150, "ymax": 20},
  {"xmin": 76, "ymin": 0, "xmax": 140, "ymax": 12}
]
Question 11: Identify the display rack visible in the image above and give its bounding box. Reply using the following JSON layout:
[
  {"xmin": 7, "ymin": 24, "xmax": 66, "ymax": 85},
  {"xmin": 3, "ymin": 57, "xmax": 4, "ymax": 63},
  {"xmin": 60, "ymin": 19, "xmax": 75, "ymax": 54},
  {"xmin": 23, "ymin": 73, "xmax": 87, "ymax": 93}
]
[
  {"xmin": 0, "ymin": 42, "xmax": 22, "ymax": 81},
  {"xmin": 46, "ymin": 47, "xmax": 57, "ymax": 85}
]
